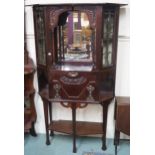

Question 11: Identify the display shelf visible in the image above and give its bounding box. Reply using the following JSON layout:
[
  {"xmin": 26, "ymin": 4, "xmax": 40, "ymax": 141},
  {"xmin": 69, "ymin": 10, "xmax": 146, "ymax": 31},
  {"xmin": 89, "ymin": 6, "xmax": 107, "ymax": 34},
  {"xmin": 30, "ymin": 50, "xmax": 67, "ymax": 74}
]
[{"xmin": 49, "ymin": 120, "xmax": 103, "ymax": 135}]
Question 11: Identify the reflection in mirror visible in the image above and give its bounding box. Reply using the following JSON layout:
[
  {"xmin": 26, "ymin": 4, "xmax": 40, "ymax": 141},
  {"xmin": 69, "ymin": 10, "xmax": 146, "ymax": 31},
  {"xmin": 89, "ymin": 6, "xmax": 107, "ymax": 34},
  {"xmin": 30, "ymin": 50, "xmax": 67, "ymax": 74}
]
[{"xmin": 57, "ymin": 11, "xmax": 94, "ymax": 62}]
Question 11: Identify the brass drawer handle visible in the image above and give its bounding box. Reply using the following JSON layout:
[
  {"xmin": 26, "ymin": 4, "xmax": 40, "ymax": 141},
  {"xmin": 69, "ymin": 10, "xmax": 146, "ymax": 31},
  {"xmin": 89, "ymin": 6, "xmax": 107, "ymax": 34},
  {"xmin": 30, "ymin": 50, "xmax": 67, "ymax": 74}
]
[{"xmin": 68, "ymin": 72, "xmax": 79, "ymax": 78}]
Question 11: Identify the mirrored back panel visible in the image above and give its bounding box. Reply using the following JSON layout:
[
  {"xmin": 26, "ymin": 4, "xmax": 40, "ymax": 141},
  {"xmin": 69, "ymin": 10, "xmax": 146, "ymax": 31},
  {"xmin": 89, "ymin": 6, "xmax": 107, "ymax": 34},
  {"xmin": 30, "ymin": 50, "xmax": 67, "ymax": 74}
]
[{"xmin": 56, "ymin": 11, "xmax": 94, "ymax": 63}]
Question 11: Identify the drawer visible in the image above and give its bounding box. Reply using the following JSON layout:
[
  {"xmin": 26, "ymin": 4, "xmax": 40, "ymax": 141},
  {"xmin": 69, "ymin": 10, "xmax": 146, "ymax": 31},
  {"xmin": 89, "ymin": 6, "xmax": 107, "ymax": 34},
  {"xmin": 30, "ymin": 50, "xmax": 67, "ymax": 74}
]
[{"xmin": 49, "ymin": 71, "xmax": 99, "ymax": 101}]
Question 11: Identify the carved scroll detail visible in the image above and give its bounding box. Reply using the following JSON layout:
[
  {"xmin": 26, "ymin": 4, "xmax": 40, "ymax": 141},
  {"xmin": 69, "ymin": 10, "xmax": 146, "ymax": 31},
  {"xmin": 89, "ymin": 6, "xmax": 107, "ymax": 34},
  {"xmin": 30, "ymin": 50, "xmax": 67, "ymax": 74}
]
[{"xmin": 60, "ymin": 102, "xmax": 71, "ymax": 108}]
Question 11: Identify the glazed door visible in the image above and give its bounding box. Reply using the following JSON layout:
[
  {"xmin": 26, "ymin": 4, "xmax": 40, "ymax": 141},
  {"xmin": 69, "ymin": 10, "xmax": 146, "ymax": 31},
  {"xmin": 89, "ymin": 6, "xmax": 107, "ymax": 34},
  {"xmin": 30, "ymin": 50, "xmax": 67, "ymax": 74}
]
[
  {"xmin": 102, "ymin": 6, "xmax": 119, "ymax": 68},
  {"xmin": 33, "ymin": 6, "xmax": 48, "ymax": 90},
  {"xmin": 99, "ymin": 6, "xmax": 120, "ymax": 94}
]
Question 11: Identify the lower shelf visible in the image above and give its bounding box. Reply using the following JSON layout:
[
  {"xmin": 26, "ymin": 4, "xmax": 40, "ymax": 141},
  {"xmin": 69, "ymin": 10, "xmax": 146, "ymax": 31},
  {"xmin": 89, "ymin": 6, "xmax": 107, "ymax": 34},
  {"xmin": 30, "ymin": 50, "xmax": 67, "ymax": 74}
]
[{"xmin": 48, "ymin": 120, "xmax": 103, "ymax": 135}]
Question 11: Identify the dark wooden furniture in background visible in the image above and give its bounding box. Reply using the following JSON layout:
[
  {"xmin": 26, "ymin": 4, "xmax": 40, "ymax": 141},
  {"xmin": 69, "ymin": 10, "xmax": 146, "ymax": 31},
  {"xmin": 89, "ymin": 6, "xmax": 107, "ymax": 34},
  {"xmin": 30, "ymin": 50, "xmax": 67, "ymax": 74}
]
[
  {"xmin": 33, "ymin": 3, "xmax": 126, "ymax": 153},
  {"xmin": 114, "ymin": 96, "xmax": 130, "ymax": 155},
  {"xmin": 24, "ymin": 46, "xmax": 37, "ymax": 136}
]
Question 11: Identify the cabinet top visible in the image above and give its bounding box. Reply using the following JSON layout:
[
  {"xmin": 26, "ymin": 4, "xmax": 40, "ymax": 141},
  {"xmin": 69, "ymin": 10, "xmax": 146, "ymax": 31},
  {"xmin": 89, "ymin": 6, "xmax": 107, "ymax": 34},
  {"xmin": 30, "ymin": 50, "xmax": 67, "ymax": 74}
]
[{"xmin": 25, "ymin": 0, "xmax": 128, "ymax": 6}]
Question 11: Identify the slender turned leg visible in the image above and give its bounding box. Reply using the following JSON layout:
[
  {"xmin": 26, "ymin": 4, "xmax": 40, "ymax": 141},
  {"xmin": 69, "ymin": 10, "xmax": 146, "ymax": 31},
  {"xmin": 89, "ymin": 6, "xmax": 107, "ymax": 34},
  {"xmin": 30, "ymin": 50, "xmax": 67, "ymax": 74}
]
[
  {"xmin": 49, "ymin": 102, "xmax": 54, "ymax": 136},
  {"xmin": 42, "ymin": 98, "xmax": 50, "ymax": 145},
  {"xmin": 102, "ymin": 103, "xmax": 108, "ymax": 150},
  {"xmin": 29, "ymin": 93, "xmax": 37, "ymax": 137},
  {"xmin": 114, "ymin": 130, "xmax": 120, "ymax": 155},
  {"xmin": 72, "ymin": 103, "xmax": 77, "ymax": 153}
]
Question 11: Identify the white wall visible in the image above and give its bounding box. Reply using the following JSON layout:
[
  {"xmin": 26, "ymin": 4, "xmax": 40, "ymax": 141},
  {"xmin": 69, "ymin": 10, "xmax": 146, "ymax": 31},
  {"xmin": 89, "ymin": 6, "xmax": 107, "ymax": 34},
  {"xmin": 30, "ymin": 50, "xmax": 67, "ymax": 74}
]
[{"xmin": 25, "ymin": 1, "xmax": 130, "ymax": 139}]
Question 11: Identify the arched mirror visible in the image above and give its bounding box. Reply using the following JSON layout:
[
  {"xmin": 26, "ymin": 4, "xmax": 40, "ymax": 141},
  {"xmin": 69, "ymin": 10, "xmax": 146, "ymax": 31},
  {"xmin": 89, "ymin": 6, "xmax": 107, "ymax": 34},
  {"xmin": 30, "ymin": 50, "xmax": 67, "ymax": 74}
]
[{"xmin": 56, "ymin": 11, "xmax": 94, "ymax": 63}]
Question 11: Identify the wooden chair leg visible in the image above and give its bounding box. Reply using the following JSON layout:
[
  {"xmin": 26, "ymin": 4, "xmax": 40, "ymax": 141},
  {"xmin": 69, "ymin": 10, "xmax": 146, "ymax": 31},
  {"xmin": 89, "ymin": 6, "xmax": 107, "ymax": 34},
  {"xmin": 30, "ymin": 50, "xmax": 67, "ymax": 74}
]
[
  {"xmin": 114, "ymin": 130, "xmax": 120, "ymax": 145},
  {"xmin": 114, "ymin": 130, "xmax": 120, "ymax": 155},
  {"xmin": 114, "ymin": 129, "xmax": 120, "ymax": 145}
]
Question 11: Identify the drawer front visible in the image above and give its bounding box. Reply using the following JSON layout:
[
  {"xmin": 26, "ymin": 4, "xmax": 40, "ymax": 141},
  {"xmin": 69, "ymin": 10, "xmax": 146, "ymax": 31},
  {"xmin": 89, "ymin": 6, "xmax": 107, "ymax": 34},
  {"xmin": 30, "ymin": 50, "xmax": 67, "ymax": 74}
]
[{"xmin": 49, "ymin": 71, "xmax": 99, "ymax": 101}]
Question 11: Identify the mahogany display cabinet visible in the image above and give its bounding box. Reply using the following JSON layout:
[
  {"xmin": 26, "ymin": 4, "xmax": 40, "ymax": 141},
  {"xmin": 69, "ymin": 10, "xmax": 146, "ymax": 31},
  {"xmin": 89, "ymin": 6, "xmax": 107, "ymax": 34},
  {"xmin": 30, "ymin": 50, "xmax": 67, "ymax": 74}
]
[{"xmin": 33, "ymin": 3, "xmax": 124, "ymax": 153}]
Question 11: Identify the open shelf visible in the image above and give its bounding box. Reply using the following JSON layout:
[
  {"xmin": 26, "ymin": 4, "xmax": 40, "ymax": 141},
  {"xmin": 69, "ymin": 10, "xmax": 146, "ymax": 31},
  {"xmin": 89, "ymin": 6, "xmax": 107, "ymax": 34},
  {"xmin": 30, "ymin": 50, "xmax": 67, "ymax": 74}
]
[{"xmin": 48, "ymin": 120, "xmax": 103, "ymax": 135}]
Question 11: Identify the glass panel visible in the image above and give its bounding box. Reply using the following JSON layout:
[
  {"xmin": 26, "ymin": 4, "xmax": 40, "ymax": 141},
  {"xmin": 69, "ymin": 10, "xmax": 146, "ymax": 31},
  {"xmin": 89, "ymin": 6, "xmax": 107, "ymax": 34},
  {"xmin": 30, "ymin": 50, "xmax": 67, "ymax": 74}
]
[
  {"xmin": 57, "ymin": 11, "xmax": 94, "ymax": 62},
  {"xmin": 36, "ymin": 7, "xmax": 46, "ymax": 65},
  {"xmin": 102, "ymin": 11, "xmax": 114, "ymax": 67}
]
